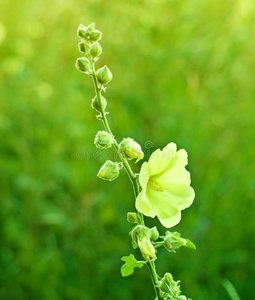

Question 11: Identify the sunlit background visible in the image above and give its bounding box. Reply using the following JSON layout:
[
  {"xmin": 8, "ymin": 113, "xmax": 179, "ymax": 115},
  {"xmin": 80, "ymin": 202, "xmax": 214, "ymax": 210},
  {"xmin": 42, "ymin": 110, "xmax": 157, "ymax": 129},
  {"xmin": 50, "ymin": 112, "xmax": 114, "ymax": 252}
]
[{"xmin": 0, "ymin": 0, "xmax": 255, "ymax": 299}]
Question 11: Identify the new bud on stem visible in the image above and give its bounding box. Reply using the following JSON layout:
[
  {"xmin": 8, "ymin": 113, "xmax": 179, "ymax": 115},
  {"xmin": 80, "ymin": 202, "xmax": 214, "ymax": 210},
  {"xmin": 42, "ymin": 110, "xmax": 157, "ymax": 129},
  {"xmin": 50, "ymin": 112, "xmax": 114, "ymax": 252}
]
[
  {"xmin": 96, "ymin": 66, "xmax": 112, "ymax": 85},
  {"xmin": 90, "ymin": 42, "xmax": 102, "ymax": 58},
  {"xmin": 78, "ymin": 42, "xmax": 91, "ymax": 53},
  {"xmin": 164, "ymin": 231, "xmax": 196, "ymax": 252},
  {"xmin": 76, "ymin": 57, "xmax": 91, "ymax": 73},
  {"xmin": 77, "ymin": 24, "xmax": 90, "ymax": 38},
  {"xmin": 159, "ymin": 273, "xmax": 181, "ymax": 296},
  {"xmin": 90, "ymin": 30, "xmax": 102, "ymax": 42},
  {"xmin": 127, "ymin": 212, "xmax": 138, "ymax": 224},
  {"xmin": 119, "ymin": 138, "xmax": 144, "ymax": 163},
  {"xmin": 91, "ymin": 95, "xmax": 107, "ymax": 112},
  {"xmin": 150, "ymin": 226, "xmax": 159, "ymax": 241},
  {"xmin": 97, "ymin": 160, "xmax": 120, "ymax": 181},
  {"xmin": 94, "ymin": 131, "xmax": 113, "ymax": 149}
]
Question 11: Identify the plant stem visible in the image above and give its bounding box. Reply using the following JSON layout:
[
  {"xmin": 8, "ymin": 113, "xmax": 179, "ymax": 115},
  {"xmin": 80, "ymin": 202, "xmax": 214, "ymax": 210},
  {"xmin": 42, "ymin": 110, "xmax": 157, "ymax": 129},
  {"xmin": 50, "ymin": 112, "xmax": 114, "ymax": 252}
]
[
  {"xmin": 147, "ymin": 261, "xmax": 163, "ymax": 300},
  {"xmin": 89, "ymin": 55, "xmax": 162, "ymax": 300}
]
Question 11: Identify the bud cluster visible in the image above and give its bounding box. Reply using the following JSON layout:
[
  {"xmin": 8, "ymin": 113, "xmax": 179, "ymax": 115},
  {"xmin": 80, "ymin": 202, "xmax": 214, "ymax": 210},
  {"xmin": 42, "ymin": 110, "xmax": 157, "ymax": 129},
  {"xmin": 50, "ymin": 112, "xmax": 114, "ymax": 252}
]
[{"xmin": 76, "ymin": 23, "xmax": 112, "ymax": 87}]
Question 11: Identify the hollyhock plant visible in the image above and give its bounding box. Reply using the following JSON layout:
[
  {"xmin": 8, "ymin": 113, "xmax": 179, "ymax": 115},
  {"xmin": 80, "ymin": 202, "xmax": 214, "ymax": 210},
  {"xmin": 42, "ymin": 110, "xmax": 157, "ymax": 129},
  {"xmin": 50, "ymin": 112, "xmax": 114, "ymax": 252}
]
[{"xmin": 76, "ymin": 23, "xmax": 195, "ymax": 300}]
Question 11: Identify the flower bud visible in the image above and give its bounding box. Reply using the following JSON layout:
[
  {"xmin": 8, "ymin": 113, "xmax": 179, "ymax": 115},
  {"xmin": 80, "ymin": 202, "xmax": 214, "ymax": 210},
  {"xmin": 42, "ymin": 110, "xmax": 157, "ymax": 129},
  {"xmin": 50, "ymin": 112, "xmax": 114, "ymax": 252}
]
[
  {"xmin": 76, "ymin": 57, "xmax": 91, "ymax": 73},
  {"xmin": 90, "ymin": 30, "xmax": 102, "ymax": 42},
  {"xmin": 97, "ymin": 160, "xmax": 120, "ymax": 181},
  {"xmin": 139, "ymin": 236, "xmax": 157, "ymax": 261},
  {"xmin": 164, "ymin": 231, "xmax": 185, "ymax": 252},
  {"xmin": 160, "ymin": 273, "xmax": 181, "ymax": 296},
  {"xmin": 119, "ymin": 138, "xmax": 144, "ymax": 163},
  {"xmin": 77, "ymin": 23, "xmax": 95, "ymax": 39},
  {"xmin": 90, "ymin": 42, "xmax": 102, "ymax": 58},
  {"xmin": 127, "ymin": 212, "xmax": 138, "ymax": 224},
  {"xmin": 91, "ymin": 95, "xmax": 107, "ymax": 112},
  {"xmin": 78, "ymin": 42, "xmax": 90, "ymax": 53},
  {"xmin": 150, "ymin": 226, "xmax": 159, "ymax": 241},
  {"xmin": 96, "ymin": 66, "xmax": 112, "ymax": 85},
  {"xmin": 94, "ymin": 131, "xmax": 113, "ymax": 149},
  {"xmin": 77, "ymin": 24, "xmax": 88, "ymax": 38},
  {"xmin": 131, "ymin": 225, "xmax": 156, "ymax": 261},
  {"xmin": 164, "ymin": 231, "xmax": 195, "ymax": 252}
]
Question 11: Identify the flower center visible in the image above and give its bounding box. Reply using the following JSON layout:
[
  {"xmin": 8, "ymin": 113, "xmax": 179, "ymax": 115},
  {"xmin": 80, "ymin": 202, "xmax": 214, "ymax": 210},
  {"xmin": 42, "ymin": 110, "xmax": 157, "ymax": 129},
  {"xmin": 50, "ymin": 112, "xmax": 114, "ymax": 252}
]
[{"xmin": 148, "ymin": 179, "xmax": 164, "ymax": 192}]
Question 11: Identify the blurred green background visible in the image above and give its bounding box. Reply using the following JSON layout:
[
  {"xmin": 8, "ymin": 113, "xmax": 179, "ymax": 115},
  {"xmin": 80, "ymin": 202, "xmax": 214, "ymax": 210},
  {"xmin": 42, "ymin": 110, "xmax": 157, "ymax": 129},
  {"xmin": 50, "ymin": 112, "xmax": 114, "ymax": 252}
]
[{"xmin": 0, "ymin": 0, "xmax": 254, "ymax": 299}]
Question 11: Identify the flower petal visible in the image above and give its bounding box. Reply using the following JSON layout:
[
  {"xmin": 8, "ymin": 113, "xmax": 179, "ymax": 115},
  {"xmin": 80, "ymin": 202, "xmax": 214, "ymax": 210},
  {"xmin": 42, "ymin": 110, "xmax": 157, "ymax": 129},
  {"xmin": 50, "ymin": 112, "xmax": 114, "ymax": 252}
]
[
  {"xmin": 154, "ymin": 149, "xmax": 191, "ymax": 185},
  {"xmin": 148, "ymin": 143, "xmax": 177, "ymax": 175},
  {"xmin": 162, "ymin": 183, "xmax": 195, "ymax": 210},
  {"xmin": 139, "ymin": 162, "xmax": 150, "ymax": 190},
  {"xmin": 158, "ymin": 210, "xmax": 181, "ymax": 228},
  {"xmin": 146, "ymin": 189, "xmax": 180, "ymax": 227},
  {"xmin": 135, "ymin": 190, "xmax": 156, "ymax": 217}
]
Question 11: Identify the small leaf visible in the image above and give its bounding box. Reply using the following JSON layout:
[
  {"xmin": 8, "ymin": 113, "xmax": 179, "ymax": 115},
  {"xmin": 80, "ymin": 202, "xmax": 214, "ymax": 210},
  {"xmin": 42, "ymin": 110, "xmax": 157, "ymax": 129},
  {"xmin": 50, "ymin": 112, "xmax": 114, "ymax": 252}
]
[{"xmin": 121, "ymin": 254, "xmax": 145, "ymax": 277}]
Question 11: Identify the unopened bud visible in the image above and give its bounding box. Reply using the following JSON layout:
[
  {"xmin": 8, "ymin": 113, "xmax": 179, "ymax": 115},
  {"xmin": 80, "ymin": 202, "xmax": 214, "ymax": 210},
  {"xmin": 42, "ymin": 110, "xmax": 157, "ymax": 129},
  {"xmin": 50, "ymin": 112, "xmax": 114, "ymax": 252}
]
[
  {"xmin": 139, "ymin": 236, "xmax": 157, "ymax": 261},
  {"xmin": 131, "ymin": 225, "xmax": 156, "ymax": 261},
  {"xmin": 164, "ymin": 231, "xmax": 195, "ymax": 252},
  {"xmin": 91, "ymin": 95, "xmax": 107, "ymax": 112},
  {"xmin": 76, "ymin": 57, "xmax": 91, "ymax": 73},
  {"xmin": 119, "ymin": 138, "xmax": 144, "ymax": 163},
  {"xmin": 96, "ymin": 66, "xmax": 112, "ymax": 85},
  {"xmin": 127, "ymin": 212, "xmax": 138, "ymax": 224},
  {"xmin": 77, "ymin": 23, "xmax": 96, "ymax": 40},
  {"xmin": 78, "ymin": 42, "xmax": 90, "ymax": 53},
  {"xmin": 90, "ymin": 42, "xmax": 102, "ymax": 58},
  {"xmin": 160, "ymin": 273, "xmax": 181, "ymax": 296},
  {"xmin": 90, "ymin": 30, "xmax": 102, "ymax": 42},
  {"xmin": 150, "ymin": 226, "xmax": 159, "ymax": 241},
  {"xmin": 77, "ymin": 24, "xmax": 88, "ymax": 38},
  {"xmin": 94, "ymin": 131, "xmax": 113, "ymax": 149},
  {"xmin": 97, "ymin": 160, "xmax": 120, "ymax": 181}
]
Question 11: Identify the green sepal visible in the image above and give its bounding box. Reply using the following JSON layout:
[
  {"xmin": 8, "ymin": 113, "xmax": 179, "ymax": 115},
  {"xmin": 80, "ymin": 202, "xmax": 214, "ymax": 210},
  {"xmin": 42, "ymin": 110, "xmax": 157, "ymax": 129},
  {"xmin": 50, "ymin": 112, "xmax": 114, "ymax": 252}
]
[
  {"xmin": 185, "ymin": 239, "xmax": 196, "ymax": 250},
  {"xmin": 121, "ymin": 254, "xmax": 145, "ymax": 277}
]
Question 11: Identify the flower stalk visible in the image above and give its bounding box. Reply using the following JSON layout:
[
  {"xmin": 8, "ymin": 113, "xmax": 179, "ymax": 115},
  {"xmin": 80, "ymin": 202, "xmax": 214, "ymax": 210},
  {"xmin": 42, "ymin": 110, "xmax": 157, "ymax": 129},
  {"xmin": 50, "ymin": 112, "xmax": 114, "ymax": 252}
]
[{"xmin": 75, "ymin": 23, "xmax": 195, "ymax": 300}]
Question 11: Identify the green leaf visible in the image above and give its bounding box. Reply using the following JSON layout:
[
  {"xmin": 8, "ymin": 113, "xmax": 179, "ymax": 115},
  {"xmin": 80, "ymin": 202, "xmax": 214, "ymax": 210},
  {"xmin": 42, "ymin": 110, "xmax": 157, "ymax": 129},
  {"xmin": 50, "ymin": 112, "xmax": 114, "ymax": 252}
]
[{"xmin": 121, "ymin": 254, "xmax": 145, "ymax": 277}]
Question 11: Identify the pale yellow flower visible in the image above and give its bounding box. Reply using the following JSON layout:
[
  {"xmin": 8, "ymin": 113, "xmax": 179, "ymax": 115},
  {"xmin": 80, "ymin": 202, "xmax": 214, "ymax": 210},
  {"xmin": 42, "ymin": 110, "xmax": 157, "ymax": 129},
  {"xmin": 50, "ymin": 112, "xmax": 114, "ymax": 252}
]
[{"xmin": 136, "ymin": 143, "xmax": 195, "ymax": 228}]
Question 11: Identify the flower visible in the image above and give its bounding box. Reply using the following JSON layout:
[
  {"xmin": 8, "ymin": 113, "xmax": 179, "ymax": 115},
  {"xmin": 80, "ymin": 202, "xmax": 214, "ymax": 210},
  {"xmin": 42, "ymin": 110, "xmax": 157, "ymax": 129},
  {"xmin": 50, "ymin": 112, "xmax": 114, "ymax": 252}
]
[{"xmin": 136, "ymin": 143, "xmax": 195, "ymax": 228}]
